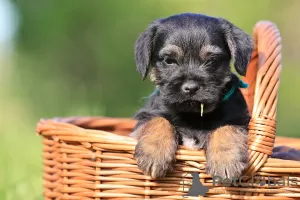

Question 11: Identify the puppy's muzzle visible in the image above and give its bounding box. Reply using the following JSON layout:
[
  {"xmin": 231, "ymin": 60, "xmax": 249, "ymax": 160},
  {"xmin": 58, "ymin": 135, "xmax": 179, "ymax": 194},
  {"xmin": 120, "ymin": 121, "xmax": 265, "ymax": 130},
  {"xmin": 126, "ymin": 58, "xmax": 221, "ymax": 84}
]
[{"xmin": 181, "ymin": 81, "xmax": 199, "ymax": 94}]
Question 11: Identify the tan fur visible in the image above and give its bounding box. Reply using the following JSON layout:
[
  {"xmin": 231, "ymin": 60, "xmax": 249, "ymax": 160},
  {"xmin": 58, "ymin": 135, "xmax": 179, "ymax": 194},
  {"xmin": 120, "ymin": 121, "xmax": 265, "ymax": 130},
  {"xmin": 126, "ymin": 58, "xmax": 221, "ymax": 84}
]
[
  {"xmin": 199, "ymin": 45, "xmax": 223, "ymax": 60},
  {"xmin": 206, "ymin": 125, "xmax": 248, "ymax": 179},
  {"xmin": 149, "ymin": 68, "xmax": 157, "ymax": 83},
  {"xmin": 133, "ymin": 117, "xmax": 177, "ymax": 178},
  {"xmin": 158, "ymin": 45, "xmax": 184, "ymax": 58},
  {"xmin": 138, "ymin": 117, "xmax": 175, "ymax": 154}
]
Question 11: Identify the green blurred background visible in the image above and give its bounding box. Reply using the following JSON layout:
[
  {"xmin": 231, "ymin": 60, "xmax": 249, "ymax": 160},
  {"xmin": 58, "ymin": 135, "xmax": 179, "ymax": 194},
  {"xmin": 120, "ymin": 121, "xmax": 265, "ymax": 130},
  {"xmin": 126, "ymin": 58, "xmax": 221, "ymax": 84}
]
[{"xmin": 1, "ymin": 0, "xmax": 300, "ymax": 199}]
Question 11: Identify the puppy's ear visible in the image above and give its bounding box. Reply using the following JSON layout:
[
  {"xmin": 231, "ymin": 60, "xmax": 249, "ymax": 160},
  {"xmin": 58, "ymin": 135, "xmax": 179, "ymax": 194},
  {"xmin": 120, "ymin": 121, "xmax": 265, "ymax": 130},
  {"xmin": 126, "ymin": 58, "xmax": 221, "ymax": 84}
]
[
  {"xmin": 220, "ymin": 18, "xmax": 253, "ymax": 76},
  {"xmin": 135, "ymin": 22, "xmax": 158, "ymax": 80}
]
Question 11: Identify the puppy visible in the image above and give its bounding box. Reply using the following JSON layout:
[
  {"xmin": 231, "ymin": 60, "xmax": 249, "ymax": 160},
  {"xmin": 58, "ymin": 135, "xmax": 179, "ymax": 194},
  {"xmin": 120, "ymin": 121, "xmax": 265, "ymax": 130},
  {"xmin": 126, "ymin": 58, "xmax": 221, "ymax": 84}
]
[{"xmin": 130, "ymin": 13, "xmax": 253, "ymax": 180}]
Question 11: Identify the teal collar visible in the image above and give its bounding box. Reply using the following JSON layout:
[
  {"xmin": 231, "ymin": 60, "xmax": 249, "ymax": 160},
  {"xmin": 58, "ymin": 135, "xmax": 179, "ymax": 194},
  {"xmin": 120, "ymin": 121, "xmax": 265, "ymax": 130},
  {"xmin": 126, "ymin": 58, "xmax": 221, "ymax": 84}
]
[
  {"xmin": 145, "ymin": 79, "xmax": 248, "ymax": 101},
  {"xmin": 222, "ymin": 80, "xmax": 248, "ymax": 101}
]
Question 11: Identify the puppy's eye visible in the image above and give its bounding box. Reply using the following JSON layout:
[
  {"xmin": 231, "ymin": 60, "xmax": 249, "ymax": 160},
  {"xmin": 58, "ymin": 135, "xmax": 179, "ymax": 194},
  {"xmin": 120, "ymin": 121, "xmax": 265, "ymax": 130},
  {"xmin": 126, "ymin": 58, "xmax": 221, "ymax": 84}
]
[
  {"xmin": 163, "ymin": 57, "xmax": 177, "ymax": 65},
  {"xmin": 206, "ymin": 57, "xmax": 220, "ymax": 65},
  {"xmin": 209, "ymin": 57, "xmax": 218, "ymax": 63}
]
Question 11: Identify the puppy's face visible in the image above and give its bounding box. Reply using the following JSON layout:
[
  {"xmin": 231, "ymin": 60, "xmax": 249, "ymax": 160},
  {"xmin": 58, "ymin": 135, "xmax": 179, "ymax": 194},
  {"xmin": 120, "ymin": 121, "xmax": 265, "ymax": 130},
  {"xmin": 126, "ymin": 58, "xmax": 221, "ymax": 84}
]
[{"xmin": 135, "ymin": 13, "xmax": 253, "ymax": 113}]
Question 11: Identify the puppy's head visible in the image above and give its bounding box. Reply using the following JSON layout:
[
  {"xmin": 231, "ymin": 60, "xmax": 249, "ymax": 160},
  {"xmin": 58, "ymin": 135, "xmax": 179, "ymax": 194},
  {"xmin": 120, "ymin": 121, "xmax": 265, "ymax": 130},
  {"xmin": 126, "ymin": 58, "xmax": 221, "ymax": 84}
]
[{"xmin": 135, "ymin": 13, "xmax": 253, "ymax": 113}]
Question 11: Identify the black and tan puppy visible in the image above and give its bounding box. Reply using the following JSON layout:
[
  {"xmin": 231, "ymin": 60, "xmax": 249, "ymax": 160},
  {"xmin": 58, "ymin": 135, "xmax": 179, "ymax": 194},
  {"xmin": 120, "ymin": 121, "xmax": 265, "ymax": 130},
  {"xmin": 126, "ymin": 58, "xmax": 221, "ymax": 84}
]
[{"xmin": 130, "ymin": 13, "xmax": 253, "ymax": 179}]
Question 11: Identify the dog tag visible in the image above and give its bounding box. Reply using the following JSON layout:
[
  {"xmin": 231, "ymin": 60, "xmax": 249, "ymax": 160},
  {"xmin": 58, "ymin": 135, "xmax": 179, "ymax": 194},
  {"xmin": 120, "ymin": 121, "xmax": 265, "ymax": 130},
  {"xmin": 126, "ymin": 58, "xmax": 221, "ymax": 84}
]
[{"xmin": 201, "ymin": 103, "xmax": 204, "ymax": 117}]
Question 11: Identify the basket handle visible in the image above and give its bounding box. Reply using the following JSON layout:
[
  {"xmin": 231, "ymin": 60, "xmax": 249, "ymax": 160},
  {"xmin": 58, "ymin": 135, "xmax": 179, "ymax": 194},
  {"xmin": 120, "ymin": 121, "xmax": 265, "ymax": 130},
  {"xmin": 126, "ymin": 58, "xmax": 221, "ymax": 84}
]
[{"xmin": 241, "ymin": 21, "xmax": 282, "ymax": 176}]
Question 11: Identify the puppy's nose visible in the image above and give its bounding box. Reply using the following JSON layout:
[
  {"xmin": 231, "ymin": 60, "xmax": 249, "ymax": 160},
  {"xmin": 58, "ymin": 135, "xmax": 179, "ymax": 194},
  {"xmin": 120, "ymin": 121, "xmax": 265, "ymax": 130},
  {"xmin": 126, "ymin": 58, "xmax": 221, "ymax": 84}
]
[{"xmin": 182, "ymin": 82, "xmax": 199, "ymax": 94}]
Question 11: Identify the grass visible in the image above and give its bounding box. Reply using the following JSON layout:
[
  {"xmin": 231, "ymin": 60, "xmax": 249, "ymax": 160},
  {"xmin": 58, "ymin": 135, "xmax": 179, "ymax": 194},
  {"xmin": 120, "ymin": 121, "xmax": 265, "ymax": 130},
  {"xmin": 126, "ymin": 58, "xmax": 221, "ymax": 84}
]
[
  {"xmin": 0, "ymin": 131, "xmax": 43, "ymax": 199},
  {"xmin": 0, "ymin": 93, "xmax": 43, "ymax": 200}
]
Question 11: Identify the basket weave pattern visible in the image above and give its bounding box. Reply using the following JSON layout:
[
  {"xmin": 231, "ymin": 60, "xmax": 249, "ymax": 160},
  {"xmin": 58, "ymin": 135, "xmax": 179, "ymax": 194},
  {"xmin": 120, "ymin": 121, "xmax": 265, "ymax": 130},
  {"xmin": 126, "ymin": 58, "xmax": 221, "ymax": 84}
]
[{"xmin": 37, "ymin": 21, "xmax": 300, "ymax": 200}]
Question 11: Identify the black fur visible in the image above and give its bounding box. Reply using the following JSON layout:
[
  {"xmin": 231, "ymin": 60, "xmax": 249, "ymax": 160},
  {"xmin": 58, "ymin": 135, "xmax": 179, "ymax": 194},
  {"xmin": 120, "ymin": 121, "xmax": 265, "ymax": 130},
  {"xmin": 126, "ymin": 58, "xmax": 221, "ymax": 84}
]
[{"xmin": 131, "ymin": 13, "xmax": 253, "ymax": 179}]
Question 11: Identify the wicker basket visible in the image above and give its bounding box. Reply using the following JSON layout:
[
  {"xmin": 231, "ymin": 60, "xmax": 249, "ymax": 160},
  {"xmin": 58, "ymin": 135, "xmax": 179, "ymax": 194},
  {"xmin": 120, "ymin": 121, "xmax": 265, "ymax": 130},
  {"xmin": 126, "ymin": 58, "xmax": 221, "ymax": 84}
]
[{"xmin": 37, "ymin": 21, "xmax": 300, "ymax": 200}]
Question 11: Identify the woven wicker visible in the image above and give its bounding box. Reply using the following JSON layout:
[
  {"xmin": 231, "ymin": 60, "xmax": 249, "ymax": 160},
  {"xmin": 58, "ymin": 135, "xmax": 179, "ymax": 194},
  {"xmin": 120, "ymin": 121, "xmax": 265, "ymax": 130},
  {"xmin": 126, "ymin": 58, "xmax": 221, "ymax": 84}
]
[{"xmin": 37, "ymin": 21, "xmax": 300, "ymax": 200}]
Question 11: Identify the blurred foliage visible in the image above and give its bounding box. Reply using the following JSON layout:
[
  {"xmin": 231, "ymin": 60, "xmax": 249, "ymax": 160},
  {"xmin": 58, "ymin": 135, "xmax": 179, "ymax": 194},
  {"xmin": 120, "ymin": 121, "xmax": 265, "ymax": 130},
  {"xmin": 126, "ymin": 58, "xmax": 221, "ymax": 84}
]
[{"xmin": 1, "ymin": 0, "xmax": 300, "ymax": 199}]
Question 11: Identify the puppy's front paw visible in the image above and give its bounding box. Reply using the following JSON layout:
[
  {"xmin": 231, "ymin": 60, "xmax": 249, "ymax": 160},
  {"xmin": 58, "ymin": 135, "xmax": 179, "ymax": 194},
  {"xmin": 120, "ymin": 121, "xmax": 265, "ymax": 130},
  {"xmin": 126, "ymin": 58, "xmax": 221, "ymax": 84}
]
[
  {"xmin": 132, "ymin": 117, "xmax": 177, "ymax": 178},
  {"xmin": 206, "ymin": 125, "xmax": 249, "ymax": 180},
  {"xmin": 206, "ymin": 150, "xmax": 248, "ymax": 180}
]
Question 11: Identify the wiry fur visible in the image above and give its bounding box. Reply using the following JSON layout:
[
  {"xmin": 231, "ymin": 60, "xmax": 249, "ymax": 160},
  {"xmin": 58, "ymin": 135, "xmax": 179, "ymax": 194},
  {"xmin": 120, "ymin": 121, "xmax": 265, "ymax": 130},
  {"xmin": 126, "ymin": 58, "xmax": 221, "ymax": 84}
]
[{"xmin": 131, "ymin": 13, "xmax": 253, "ymax": 180}]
